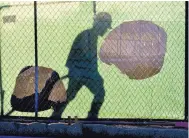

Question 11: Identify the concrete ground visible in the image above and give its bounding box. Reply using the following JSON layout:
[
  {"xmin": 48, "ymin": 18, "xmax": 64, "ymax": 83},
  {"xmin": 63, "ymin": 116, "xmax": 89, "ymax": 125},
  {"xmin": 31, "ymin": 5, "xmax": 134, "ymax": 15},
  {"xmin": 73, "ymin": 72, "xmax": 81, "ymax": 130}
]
[{"xmin": 0, "ymin": 121, "xmax": 187, "ymax": 138}]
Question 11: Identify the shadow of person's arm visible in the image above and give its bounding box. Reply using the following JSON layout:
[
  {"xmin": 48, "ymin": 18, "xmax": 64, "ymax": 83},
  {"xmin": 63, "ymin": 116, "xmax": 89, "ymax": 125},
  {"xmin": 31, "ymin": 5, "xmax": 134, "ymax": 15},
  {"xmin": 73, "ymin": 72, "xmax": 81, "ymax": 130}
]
[{"xmin": 60, "ymin": 74, "xmax": 69, "ymax": 80}]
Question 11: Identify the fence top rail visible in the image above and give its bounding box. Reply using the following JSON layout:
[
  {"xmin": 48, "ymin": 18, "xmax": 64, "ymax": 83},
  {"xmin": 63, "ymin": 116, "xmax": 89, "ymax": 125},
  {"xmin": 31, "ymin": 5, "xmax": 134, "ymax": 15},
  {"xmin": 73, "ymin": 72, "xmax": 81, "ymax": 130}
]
[{"xmin": 0, "ymin": 1, "xmax": 80, "ymax": 8}]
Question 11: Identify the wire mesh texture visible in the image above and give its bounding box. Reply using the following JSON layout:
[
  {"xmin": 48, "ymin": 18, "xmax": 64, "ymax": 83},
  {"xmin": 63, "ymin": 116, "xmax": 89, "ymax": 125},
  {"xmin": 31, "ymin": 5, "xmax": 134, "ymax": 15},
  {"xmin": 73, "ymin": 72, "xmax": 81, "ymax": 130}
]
[{"xmin": 0, "ymin": 1, "xmax": 186, "ymax": 120}]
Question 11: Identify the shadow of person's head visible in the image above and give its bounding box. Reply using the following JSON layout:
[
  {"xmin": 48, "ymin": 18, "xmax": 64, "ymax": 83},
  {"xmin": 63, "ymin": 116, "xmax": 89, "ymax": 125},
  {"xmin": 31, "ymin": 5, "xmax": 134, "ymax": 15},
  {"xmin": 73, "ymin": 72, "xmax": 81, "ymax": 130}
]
[{"xmin": 93, "ymin": 12, "xmax": 112, "ymax": 36}]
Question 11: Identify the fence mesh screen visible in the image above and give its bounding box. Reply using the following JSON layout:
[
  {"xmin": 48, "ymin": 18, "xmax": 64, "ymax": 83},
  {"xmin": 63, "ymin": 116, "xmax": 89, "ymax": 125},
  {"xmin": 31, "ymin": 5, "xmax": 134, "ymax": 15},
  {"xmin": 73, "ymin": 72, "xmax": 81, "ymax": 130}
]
[{"xmin": 0, "ymin": 1, "xmax": 186, "ymax": 119}]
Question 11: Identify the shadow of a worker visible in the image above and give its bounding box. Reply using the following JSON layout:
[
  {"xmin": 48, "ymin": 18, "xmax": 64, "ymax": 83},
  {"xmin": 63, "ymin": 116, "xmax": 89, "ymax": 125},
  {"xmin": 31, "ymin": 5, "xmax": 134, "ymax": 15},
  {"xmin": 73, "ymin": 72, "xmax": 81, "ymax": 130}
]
[{"xmin": 51, "ymin": 12, "xmax": 112, "ymax": 119}]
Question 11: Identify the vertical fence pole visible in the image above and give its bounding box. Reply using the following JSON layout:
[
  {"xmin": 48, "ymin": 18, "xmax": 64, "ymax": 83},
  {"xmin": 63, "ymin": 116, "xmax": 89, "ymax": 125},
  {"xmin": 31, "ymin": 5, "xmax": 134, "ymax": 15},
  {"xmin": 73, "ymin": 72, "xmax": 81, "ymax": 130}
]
[
  {"xmin": 34, "ymin": 1, "xmax": 39, "ymax": 119},
  {"xmin": 0, "ymin": 5, "xmax": 10, "ymax": 118},
  {"xmin": 93, "ymin": 1, "xmax": 96, "ymax": 17},
  {"xmin": 185, "ymin": 1, "xmax": 188, "ymax": 121},
  {"xmin": 0, "ymin": 7, "xmax": 3, "ymax": 117}
]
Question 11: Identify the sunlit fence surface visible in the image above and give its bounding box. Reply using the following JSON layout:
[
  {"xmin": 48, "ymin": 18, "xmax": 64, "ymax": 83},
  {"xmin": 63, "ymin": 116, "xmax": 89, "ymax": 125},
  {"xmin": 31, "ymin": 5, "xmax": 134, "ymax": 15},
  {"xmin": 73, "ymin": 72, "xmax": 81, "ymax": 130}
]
[{"xmin": 0, "ymin": 1, "xmax": 187, "ymax": 120}]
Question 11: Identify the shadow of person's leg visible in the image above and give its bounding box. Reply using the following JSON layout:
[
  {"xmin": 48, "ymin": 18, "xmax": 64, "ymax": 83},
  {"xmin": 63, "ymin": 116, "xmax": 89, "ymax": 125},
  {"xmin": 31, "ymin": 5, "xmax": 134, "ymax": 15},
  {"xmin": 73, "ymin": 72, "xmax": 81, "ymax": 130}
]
[
  {"xmin": 51, "ymin": 77, "xmax": 83, "ymax": 119},
  {"xmin": 85, "ymin": 75, "xmax": 105, "ymax": 119}
]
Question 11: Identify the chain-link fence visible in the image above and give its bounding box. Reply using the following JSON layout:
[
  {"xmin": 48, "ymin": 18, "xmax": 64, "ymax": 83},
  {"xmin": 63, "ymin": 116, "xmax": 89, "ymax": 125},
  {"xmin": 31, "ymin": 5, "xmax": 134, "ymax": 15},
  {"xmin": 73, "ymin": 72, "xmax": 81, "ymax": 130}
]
[{"xmin": 0, "ymin": 1, "xmax": 187, "ymax": 120}]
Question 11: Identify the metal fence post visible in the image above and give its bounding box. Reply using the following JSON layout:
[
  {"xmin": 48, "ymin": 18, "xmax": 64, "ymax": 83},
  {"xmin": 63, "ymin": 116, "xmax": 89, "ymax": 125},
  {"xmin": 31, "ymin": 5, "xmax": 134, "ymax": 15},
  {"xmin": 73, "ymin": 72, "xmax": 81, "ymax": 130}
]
[
  {"xmin": 93, "ymin": 1, "xmax": 96, "ymax": 16},
  {"xmin": 34, "ymin": 1, "xmax": 39, "ymax": 119},
  {"xmin": 185, "ymin": 1, "xmax": 188, "ymax": 121},
  {"xmin": 0, "ymin": 6, "xmax": 3, "ymax": 117},
  {"xmin": 0, "ymin": 5, "xmax": 10, "ymax": 117}
]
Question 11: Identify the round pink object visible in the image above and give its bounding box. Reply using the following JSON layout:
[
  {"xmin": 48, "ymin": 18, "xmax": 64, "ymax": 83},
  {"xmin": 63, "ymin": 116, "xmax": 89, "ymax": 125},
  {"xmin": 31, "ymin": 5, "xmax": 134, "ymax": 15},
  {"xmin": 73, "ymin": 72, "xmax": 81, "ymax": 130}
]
[{"xmin": 100, "ymin": 20, "xmax": 167, "ymax": 80}]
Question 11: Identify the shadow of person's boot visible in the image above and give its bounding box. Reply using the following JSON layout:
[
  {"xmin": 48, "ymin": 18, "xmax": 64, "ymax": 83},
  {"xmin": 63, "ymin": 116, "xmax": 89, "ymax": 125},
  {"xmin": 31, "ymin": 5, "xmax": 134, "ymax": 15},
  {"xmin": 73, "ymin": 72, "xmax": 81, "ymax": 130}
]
[
  {"xmin": 50, "ymin": 102, "xmax": 65, "ymax": 120},
  {"xmin": 49, "ymin": 113, "xmax": 62, "ymax": 120},
  {"xmin": 86, "ymin": 112, "xmax": 98, "ymax": 120}
]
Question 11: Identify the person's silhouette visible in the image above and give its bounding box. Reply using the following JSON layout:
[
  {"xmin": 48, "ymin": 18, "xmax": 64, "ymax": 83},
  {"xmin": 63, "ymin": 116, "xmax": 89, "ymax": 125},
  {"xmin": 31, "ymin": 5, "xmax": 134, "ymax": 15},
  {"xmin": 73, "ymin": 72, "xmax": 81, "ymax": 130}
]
[{"xmin": 51, "ymin": 12, "xmax": 112, "ymax": 119}]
